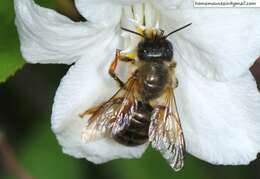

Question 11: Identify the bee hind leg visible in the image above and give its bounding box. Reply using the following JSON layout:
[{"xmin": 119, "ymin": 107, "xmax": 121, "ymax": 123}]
[{"xmin": 79, "ymin": 106, "xmax": 100, "ymax": 118}]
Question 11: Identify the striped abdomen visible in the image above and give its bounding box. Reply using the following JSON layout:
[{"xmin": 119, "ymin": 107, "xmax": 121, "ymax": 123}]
[{"xmin": 112, "ymin": 101, "xmax": 153, "ymax": 146}]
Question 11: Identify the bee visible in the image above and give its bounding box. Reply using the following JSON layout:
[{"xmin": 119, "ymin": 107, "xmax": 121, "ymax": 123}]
[{"xmin": 80, "ymin": 23, "xmax": 192, "ymax": 171}]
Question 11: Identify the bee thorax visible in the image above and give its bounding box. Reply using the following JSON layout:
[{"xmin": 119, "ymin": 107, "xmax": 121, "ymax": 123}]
[{"xmin": 137, "ymin": 62, "xmax": 169, "ymax": 101}]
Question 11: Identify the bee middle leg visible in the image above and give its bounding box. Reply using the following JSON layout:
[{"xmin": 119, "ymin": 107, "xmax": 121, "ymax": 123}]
[
  {"xmin": 169, "ymin": 61, "xmax": 179, "ymax": 88},
  {"xmin": 109, "ymin": 49, "xmax": 136, "ymax": 87},
  {"xmin": 169, "ymin": 61, "xmax": 177, "ymax": 69},
  {"xmin": 172, "ymin": 76, "xmax": 179, "ymax": 89}
]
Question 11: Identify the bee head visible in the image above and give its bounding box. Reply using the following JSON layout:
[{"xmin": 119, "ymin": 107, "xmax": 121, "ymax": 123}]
[
  {"xmin": 121, "ymin": 23, "xmax": 191, "ymax": 62},
  {"xmin": 137, "ymin": 36, "xmax": 173, "ymax": 62}
]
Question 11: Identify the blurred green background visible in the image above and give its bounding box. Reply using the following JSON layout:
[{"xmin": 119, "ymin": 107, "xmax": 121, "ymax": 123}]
[{"xmin": 1, "ymin": 0, "xmax": 260, "ymax": 179}]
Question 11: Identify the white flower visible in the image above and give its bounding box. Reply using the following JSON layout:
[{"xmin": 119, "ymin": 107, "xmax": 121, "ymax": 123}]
[{"xmin": 14, "ymin": 0, "xmax": 260, "ymax": 167}]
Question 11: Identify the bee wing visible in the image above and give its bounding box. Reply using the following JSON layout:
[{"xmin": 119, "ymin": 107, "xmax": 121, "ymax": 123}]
[
  {"xmin": 81, "ymin": 76, "xmax": 139, "ymax": 142},
  {"xmin": 149, "ymin": 87, "xmax": 185, "ymax": 171}
]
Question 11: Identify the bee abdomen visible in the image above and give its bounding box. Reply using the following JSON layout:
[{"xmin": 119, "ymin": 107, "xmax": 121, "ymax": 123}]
[{"xmin": 112, "ymin": 101, "xmax": 153, "ymax": 146}]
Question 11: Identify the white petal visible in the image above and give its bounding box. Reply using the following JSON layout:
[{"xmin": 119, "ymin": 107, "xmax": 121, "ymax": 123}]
[
  {"xmin": 175, "ymin": 52, "xmax": 260, "ymax": 164},
  {"xmin": 75, "ymin": 0, "xmax": 122, "ymax": 27},
  {"xmin": 153, "ymin": 0, "xmax": 184, "ymax": 9},
  {"xmin": 15, "ymin": 0, "xmax": 109, "ymax": 64},
  {"xmin": 114, "ymin": 0, "xmax": 142, "ymax": 4},
  {"xmin": 51, "ymin": 33, "xmax": 147, "ymax": 164},
  {"xmin": 159, "ymin": 1, "xmax": 260, "ymax": 81}
]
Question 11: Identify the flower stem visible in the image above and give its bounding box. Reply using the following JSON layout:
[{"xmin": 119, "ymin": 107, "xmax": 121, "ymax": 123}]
[{"xmin": 0, "ymin": 132, "xmax": 33, "ymax": 179}]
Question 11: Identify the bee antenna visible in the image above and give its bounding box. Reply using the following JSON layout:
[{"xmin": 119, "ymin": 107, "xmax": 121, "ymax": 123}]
[
  {"xmin": 121, "ymin": 27, "xmax": 144, "ymax": 37},
  {"xmin": 164, "ymin": 23, "xmax": 192, "ymax": 38}
]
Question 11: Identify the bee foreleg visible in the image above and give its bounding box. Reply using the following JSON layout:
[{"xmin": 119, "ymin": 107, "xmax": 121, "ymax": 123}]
[
  {"xmin": 119, "ymin": 52, "xmax": 136, "ymax": 64},
  {"xmin": 109, "ymin": 49, "xmax": 136, "ymax": 88},
  {"xmin": 109, "ymin": 49, "xmax": 125, "ymax": 88}
]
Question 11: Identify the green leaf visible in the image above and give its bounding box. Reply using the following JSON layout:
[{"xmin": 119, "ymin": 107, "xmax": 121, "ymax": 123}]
[
  {"xmin": 0, "ymin": 1, "xmax": 25, "ymax": 83},
  {"xmin": 100, "ymin": 147, "xmax": 210, "ymax": 179},
  {"xmin": 0, "ymin": 0, "xmax": 70, "ymax": 83},
  {"xmin": 17, "ymin": 120, "xmax": 83, "ymax": 179}
]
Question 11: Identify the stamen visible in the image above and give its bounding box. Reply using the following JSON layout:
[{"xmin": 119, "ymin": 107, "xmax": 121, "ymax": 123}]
[
  {"xmin": 120, "ymin": 2, "xmax": 162, "ymax": 57},
  {"xmin": 128, "ymin": 18, "xmax": 145, "ymax": 31},
  {"xmin": 144, "ymin": 2, "xmax": 159, "ymax": 28},
  {"xmin": 122, "ymin": 6, "xmax": 135, "ymax": 29},
  {"xmin": 133, "ymin": 4, "xmax": 144, "ymax": 25},
  {"xmin": 155, "ymin": 11, "xmax": 160, "ymax": 29}
]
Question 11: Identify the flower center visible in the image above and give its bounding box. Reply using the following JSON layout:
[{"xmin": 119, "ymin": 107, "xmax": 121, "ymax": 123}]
[{"xmin": 120, "ymin": 2, "xmax": 160, "ymax": 54}]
